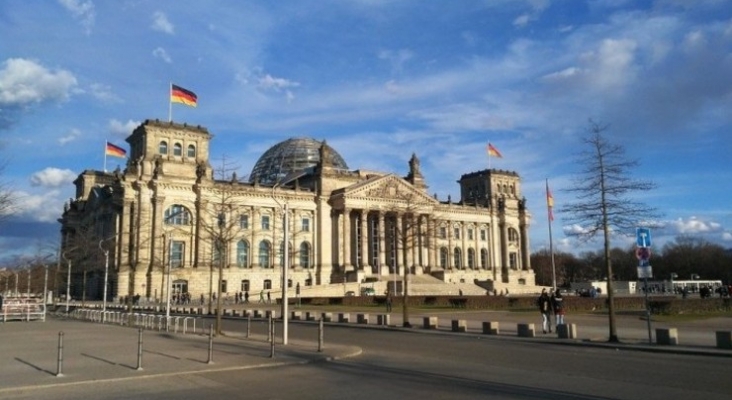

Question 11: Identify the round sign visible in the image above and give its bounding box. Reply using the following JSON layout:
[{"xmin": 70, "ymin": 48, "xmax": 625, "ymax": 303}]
[{"xmin": 635, "ymin": 247, "xmax": 651, "ymax": 261}]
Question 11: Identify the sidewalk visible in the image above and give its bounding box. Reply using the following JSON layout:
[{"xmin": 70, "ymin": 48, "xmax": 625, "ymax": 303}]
[{"xmin": 0, "ymin": 317, "xmax": 361, "ymax": 394}]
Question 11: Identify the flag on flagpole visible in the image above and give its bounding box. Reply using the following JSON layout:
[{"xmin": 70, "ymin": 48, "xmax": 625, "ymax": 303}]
[
  {"xmin": 486, "ymin": 143, "xmax": 503, "ymax": 158},
  {"xmin": 105, "ymin": 142, "xmax": 127, "ymax": 158},
  {"xmin": 171, "ymin": 84, "xmax": 198, "ymax": 107},
  {"xmin": 546, "ymin": 181, "xmax": 554, "ymax": 222}
]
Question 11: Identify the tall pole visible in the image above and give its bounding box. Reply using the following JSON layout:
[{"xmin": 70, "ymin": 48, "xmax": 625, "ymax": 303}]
[
  {"xmin": 26, "ymin": 266, "xmax": 31, "ymax": 297},
  {"xmin": 99, "ymin": 238, "xmax": 111, "ymax": 321},
  {"xmin": 65, "ymin": 259, "xmax": 71, "ymax": 313},
  {"xmin": 282, "ymin": 203, "xmax": 289, "ymax": 345},
  {"xmin": 43, "ymin": 264, "xmax": 49, "ymax": 305},
  {"xmin": 546, "ymin": 179, "xmax": 557, "ymax": 290},
  {"xmin": 165, "ymin": 233, "xmax": 172, "ymax": 330}
]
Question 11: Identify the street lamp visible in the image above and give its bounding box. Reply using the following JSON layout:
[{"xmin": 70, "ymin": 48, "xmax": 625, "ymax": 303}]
[
  {"xmin": 99, "ymin": 235, "xmax": 116, "ymax": 321},
  {"xmin": 271, "ymin": 168, "xmax": 310, "ymax": 346},
  {"xmin": 61, "ymin": 251, "xmax": 73, "ymax": 313},
  {"xmin": 164, "ymin": 232, "xmax": 172, "ymax": 330}
]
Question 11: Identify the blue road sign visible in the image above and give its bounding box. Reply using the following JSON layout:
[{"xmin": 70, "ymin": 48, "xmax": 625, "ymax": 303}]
[{"xmin": 636, "ymin": 227, "xmax": 652, "ymax": 247}]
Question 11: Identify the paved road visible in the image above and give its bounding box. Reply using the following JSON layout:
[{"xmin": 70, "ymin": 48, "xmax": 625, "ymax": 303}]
[{"xmin": 1, "ymin": 309, "xmax": 730, "ymax": 399}]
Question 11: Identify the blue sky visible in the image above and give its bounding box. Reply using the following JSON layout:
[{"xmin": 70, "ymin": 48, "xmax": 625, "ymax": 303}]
[{"xmin": 1, "ymin": 0, "xmax": 731, "ymax": 265}]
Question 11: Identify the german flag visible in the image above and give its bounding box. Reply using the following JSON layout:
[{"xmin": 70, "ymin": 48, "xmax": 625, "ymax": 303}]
[{"xmin": 171, "ymin": 84, "xmax": 197, "ymax": 107}]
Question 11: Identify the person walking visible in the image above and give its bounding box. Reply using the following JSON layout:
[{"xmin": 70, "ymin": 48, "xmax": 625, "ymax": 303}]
[
  {"xmin": 385, "ymin": 289, "xmax": 393, "ymax": 312},
  {"xmin": 552, "ymin": 289, "xmax": 565, "ymax": 329},
  {"xmin": 258, "ymin": 290, "xmax": 264, "ymax": 304},
  {"xmin": 537, "ymin": 288, "xmax": 552, "ymax": 334}
]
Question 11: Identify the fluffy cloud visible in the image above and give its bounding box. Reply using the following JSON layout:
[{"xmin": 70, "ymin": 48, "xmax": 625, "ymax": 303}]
[
  {"xmin": 666, "ymin": 216, "xmax": 723, "ymax": 235},
  {"xmin": 257, "ymin": 74, "xmax": 300, "ymax": 91},
  {"xmin": 152, "ymin": 47, "xmax": 172, "ymax": 63},
  {"xmin": 58, "ymin": 0, "xmax": 95, "ymax": 33},
  {"xmin": 0, "ymin": 58, "xmax": 77, "ymax": 105},
  {"xmin": 29, "ymin": 168, "xmax": 77, "ymax": 188},
  {"xmin": 109, "ymin": 119, "xmax": 140, "ymax": 139},
  {"xmin": 152, "ymin": 11, "xmax": 175, "ymax": 34},
  {"xmin": 58, "ymin": 128, "xmax": 81, "ymax": 145}
]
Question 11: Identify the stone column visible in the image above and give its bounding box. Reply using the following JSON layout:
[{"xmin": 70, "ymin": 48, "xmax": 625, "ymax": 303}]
[
  {"xmin": 378, "ymin": 212, "xmax": 387, "ymax": 275},
  {"xmin": 342, "ymin": 209, "xmax": 352, "ymax": 270},
  {"xmin": 396, "ymin": 214, "xmax": 403, "ymax": 274},
  {"xmin": 360, "ymin": 210, "xmax": 369, "ymax": 271}
]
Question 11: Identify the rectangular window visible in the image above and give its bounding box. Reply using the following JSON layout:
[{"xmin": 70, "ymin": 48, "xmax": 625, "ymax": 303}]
[
  {"xmin": 171, "ymin": 241, "xmax": 184, "ymax": 268},
  {"xmin": 264, "ymin": 279, "xmax": 272, "ymax": 290},
  {"xmin": 453, "ymin": 227, "xmax": 460, "ymax": 239},
  {"xmin": 239, "ymin": 215, "xmax": 249, "ymax": 229},
  {"xmin": 220, "ymin": 279, "xmax": 228, "ymax": 294},
  {"xmin": 468, "ymin": 228, "xmax": 474, "ymax": 241},
  {"xmin": 509, "ymin": 253, "xmax": 517, "ymax": 270},
  {"xmin": 241, "ymin": 280, "xmax": 250, "ymax": 292},
  {"xmin": 301, "ymin": 217, "xmax": 310, "ymax": 232},
  {"xmin": 261, "ymin": 215, "xmax": 270, "ymax": 230},
  {"xmin": 439, "ymin": 227, "xmax": 447, "ymax": 239},
  {"xmin": 480, "ymin": 229, "xmax": 487, "ymax": 241}
]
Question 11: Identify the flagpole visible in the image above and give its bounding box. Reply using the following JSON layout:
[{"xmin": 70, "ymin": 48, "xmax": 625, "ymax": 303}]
[
  {"xmin": 546, "ymin": 178, "xmax": 557, "ymax": 290},
  {"xmin": 104, "ymin": 141, "xmax": 108, "ymax": 173},
  {"xmin": 168, "ymin": 82, "xmax": 173, "ymax": 122}
]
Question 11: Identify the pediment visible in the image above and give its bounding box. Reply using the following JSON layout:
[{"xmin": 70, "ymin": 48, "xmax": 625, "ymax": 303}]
[{"xmin": 341, "ymin": 174, "xmax": 437, "ymax": 206}]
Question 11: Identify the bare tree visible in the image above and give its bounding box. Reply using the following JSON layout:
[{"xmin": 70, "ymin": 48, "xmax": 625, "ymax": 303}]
[
  {"xmin": 0, "ymin": 157, "xmax": 16, "ymax": 224},
  {"xmin": 560, "ymin": 120, "xmax": 659, "ymax": 343},
  {"xmin": 198, "ymin": 155, "xmax": 245, "ymax": 335}
]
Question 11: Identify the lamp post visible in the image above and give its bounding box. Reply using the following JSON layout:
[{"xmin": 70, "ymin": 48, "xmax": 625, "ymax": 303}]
[
  {"xmin": 26, "ymin": 265, "xmax": 31, "ymax": 298},
  {"xmin": 61, "ymin": 251, "xmax": 72, "ymax": 313},
  {"xmin": 270, "ymin": 169, "xmax": 309, "ymax": 346},
  {"xmin": 164, "ymin": 233, "xmax": 172, "ymax": 330},
  {"xmin": 99, "ymin": 235, "xmax": 116, "ymax": 321}
]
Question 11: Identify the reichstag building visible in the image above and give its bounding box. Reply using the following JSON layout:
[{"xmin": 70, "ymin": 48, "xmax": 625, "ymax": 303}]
[{"xmin": 59, "ymin": 119, "xmax": 536, "ymax": 304}]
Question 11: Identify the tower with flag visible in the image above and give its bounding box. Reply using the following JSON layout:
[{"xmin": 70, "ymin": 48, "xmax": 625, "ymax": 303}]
[{"xmin": 169, "ymin": 83, "xmax": 198, "ymax": 121}]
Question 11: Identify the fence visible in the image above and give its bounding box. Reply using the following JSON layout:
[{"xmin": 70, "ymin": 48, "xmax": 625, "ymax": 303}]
[{"xmin": 1, "ymin": 296, "xmax": 46, "ymax": 322}]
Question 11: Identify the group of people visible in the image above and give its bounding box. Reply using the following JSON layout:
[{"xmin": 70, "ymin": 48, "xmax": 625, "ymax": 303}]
[{"xmin": 537, "ymin": 288, "xmax": 565, "ymax": 334}]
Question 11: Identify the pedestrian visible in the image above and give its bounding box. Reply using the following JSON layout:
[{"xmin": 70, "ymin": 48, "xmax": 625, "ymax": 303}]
[
  {"xmin": 244, "ymin": 290, "xmax": 249, "ymax": 303},
  {"xmin": 537, "ymin": 288, "xmax": 552, "ymax": 334},
  {"xmin": 259, "ymin": 290, "xmax": 264, "ymax": 304},
  {"xmin": 267, "ymin": 290, "xmax": 271, "ymax": 304},
  {"xmin": 552, "ymin": 289, "xmax": 565, "ymax": 328},
  {"xmin": 295, "ymin": 282, "xmax": 301, "ymax": 307},
  {"xmin": 385, "ymin": 289, "xmax": 392, "ymax": 312}
]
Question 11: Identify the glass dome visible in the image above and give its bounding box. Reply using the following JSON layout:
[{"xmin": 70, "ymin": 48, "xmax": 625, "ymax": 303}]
[{"xmin": 249, "ymin": 137, "xmax": 348, "ymax": 184}]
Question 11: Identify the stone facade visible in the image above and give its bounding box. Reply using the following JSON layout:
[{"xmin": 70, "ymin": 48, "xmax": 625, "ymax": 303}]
[{"xmin": 58, "ymin": 119, "xmax": 535, "ymax": 303}]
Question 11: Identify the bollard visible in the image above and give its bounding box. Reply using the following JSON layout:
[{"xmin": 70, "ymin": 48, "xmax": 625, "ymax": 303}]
[
  {"xmin": 268, "ymin": 314, "xmax": 273, "ymax": 343},
  {"xmin": 270, "ymin": 316, "xmax": 275, "ymax": 358},
  {"xmin": 246, "ymin": 316, "xmax": 251, "ymax": 339},
  {"xmin": 207, "ymin": 324, "xmax": 214, "ymax": 364},
  {"xmin": 56, "ymin": 331, "xmax": 64, "ymax": 377},
  {"xmin": 136, "ymin": 327, "xmax": 143, "ymax": 371},
  {"xmin": 318, "ymin": 317, "xmax": 324, "ymax": 352}
]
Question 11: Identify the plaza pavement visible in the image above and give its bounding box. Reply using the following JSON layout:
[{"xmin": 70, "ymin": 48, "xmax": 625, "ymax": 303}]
[{"xmin": 0, "ymin": 305, "xmax": 730, "ymax": 393}]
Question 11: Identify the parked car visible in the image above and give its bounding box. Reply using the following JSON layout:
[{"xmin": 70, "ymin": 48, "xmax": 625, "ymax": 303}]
[{"xmin": 360, "ymin": 287, "xmax": 376, "ymax": 296}]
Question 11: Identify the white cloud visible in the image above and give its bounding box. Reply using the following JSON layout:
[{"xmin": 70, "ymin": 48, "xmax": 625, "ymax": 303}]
[
  {"xmin": 30, "ymin": 168, "xmax": 77, "ymax": 188},
  {"xmin": 667, "ymin": 216, "xmax": 723, "ymax": 235},
  {"xmin": 152, "ymin": 11, "xmax": 175, "ymax": 34},
  {"xmin": 722, "ymin": 232, "xmax": 732, "ymax": 242},
  {"xmin": 257, "ymin": 74, "xmax": 299, "ymax": 91},
  {"xmin": 13, "ymin": 189, "xmax": 64, "ymax": 222},
  {"xmin": 152, "ymin": 47, "xmax": 172, "ymax": 63},
  {"xmin": 513, "ymin": 0, "xmax": 549, "ymax": 28},
  {"xmin": 109, "ymin": 119, "xmax": 140, "ymax": 138},
  {"xmin": 89, "ymin": 83, "xmax": 120, "ymax": 102},
  {"xmin": 58, "ymin": 0, "xmax": 95, "ymax": 34},
  {"xmin": 0, "ymin": 58, "xmax": 77, "ymax": 105},
  {"xmin": 58, "ymin": 128, "xmax": 81, "ymax": 145}
]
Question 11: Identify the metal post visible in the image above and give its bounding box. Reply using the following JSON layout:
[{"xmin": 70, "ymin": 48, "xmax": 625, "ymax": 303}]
[
  {"xmin": 282, "ymin": 203, "xmax": 289, "ymax": 345},
  {"xmin": 246, "ymin": 315, "xmax": 251, "ymax": 339},
  {"xmin": 267, "ymin": 314, "xmax": 272, "ymax": 343},
  {"xmin": 644, "ymin": 277, "xmax": 652, "ymax": 344},
  {"xmin": 56, "ymin": 331, "xmax": 64, "ymax": 377},
  {"xmin": 26, "ymin": 266, "xmax": 31, "ymax": 298},
  {"xmin": 43, "ymin": 265, "xmax": 49, "ymax": 306},
  {"xmin": 318, "ymin": 317, "xmax": 324, "ymax": 352},
  {"xmin": 207, "ymin": 324, "xmax": 214, "ymax": 364},
  {"xmin": 65, "ymin": 259, "xmax": 71, "ymax": 314},
  {"xmin": 165, "ymin": 234, "xmax": 172, "ymax": 331},
  {"xmin": 269, "ymin": 316, "xmax": 275, "ymax": 358},
  {"xmin": 136, "ymin": 327, "xmax": 143, "ymax": 370}
]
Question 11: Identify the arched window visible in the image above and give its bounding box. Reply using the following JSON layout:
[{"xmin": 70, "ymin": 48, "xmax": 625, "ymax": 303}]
[
  {"xmin": 173, "ymin": 143, "xmax": 182, "ymax": 156},
  {"xmin": 258, "ymin": 240, "xmax": 271, "ymax": 268},
  {"xmin": 299, "ymin": 242, "xmax": 310, "ymax": 268},
  {"xmin": 159, "ymin": 141, "xmax": 168, "ymax": 155},
  {"xmin": 508, "ymin": 228, "xmax": 519, "ymax": 243},
  {"xmin": 453, "ymin": 247, "xmax": 462, "ymax": 269},
  {"xmin": 236, "ymin": 240, "xmax": 249, "ymax": 268},
  {"xmin": 439, "ymin": 247, "xmax": 448, "ymax": 269},
  {"xmin": 467, "ymin": 248, "xmax": 475, "ymax": 269},
  {"xmin": 164, "ymin": 205, "xmax": 191, "ymax": 225},
  {"xmin": 187, "ymin": 144, "xmax": 196, "ymax": 158},
  {"xmin": 481, "ymin": 249, "xmax": 489, "ymax": 269}
]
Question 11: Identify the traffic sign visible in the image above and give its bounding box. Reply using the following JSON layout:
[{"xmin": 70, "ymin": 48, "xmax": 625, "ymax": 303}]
[
  {"xmin": 636, "ymin": 227, "xmax": 651, "ymax": 247},
  {"xmin": 635, "ymin": 247, "xmax": 651, "ymax": 261}
]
